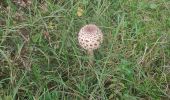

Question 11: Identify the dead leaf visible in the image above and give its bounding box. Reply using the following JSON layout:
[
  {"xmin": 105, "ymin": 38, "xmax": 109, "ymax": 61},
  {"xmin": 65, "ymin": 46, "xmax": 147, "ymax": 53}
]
[
  {"xmin": 39, "ymin": 2, "xmax": 48, "ymax": 13},
  {"xmin": 19, "ymin": 28, "xmax": 30, "ymax": 42},
  {"xmin": 13, "ymin": 0, "xmax": 32, "ymax": 7},
  {"xmin": 77, "ymin": 7, "xmax": 83, "ymax": 17},
  {"xmin": 15, "ymin": 11, "xmax": 26, "ymax": 21}
]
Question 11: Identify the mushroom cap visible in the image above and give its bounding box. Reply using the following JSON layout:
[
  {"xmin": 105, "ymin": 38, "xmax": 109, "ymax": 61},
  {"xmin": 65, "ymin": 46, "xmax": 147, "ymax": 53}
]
[{"xmin": 78, "ymin": 24, "xmax": 103, "ymax": 51}]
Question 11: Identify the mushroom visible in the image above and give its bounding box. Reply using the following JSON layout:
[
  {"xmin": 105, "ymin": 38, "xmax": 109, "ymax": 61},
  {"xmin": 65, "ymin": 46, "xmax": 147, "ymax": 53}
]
[{"xmin": 78, "ymin": 24, "xmax": 103, "ymax": 65}]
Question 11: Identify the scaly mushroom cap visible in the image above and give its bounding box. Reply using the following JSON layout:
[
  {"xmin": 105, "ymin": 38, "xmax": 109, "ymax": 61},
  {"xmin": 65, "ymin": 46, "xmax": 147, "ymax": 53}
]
[{"xmin": 78, "ymin": 24, "xmax": 103, "ymax": 51}]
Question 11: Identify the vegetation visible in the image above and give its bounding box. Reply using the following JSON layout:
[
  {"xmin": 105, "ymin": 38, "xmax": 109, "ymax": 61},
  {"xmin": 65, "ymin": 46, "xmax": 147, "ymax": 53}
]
[{"xmin": 0, "ymin": 0, "xmax": 170, "ymax": 99}]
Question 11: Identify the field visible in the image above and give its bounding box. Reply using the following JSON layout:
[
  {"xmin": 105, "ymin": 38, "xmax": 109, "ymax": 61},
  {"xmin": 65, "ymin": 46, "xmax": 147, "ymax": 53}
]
[{"xmin": 0, "ymin": 0, "xmax": 170, "ymax": 99}]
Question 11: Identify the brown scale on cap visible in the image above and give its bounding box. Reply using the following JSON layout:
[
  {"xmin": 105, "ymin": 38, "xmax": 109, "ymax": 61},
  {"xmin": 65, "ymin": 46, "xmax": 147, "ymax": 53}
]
[{"xmin": 78, "ymin": 24, "xmax": 103, "ymax": 51}]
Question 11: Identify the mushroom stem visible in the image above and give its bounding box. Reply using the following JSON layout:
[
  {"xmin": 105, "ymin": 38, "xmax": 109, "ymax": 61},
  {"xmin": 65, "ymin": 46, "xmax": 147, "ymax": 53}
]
[{"xmin": 87, "ymin": 49, "xmax": 94, "ymax": 65}]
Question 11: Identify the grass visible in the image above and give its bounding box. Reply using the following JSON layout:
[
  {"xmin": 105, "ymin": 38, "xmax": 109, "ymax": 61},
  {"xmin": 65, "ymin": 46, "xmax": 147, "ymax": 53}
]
[{"xmin": 0, "ymin": 0, "xmax": 170, "ymax": 99}]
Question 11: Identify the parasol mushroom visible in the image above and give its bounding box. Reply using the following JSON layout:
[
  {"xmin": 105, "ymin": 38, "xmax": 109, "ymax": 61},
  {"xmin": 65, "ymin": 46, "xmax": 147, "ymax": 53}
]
[{"xmin": 78, "ymin": 24, "xmax": 103, "ymax": 65}]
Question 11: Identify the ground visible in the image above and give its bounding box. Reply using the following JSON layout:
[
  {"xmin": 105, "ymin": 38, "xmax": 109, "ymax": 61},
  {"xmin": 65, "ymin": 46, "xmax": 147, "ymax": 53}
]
[{"xmin": 0, "ymin": 0, "xmax": 170, "ymax": 100}]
